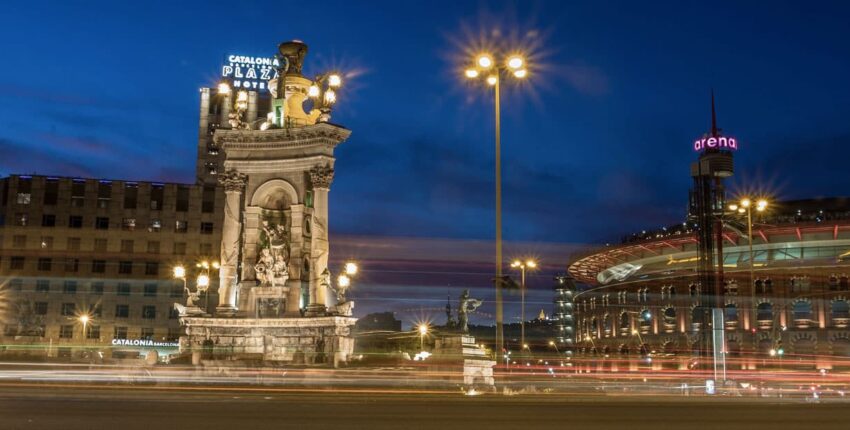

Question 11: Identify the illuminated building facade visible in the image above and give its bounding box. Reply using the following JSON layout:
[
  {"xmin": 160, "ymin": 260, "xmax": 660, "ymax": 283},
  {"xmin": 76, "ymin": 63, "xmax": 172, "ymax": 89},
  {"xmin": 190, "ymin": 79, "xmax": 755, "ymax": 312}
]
[
  {"xmin": 568, "ymin": 198, "xmax": 850, "ymax": 370},
  {"xmin": 0, "ymin": 175, "xmax": 223, "ymax": 359}
]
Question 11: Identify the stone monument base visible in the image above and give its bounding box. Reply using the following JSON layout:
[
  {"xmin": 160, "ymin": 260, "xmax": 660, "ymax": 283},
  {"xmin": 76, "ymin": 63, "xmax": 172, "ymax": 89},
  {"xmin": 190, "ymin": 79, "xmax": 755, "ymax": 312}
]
[
  {"xmin": 180, "ymin": 315, "xmax": 356, "ymax": 367},
  {"xmin": 431, "ymin": 334, "xmax": 496, "ymax": 387}
]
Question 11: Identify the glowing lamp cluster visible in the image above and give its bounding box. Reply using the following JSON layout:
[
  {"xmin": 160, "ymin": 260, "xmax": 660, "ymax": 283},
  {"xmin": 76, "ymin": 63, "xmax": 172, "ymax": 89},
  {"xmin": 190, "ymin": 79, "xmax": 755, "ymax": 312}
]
[
  {"xmin": 729, "ymin": 198, "xmax": 768, "ymax": 214},
  {"xmin": 336, "ymin": 261, "xmax": 359, "ymax": 290},
  {"xmin": 464, "ymin": 53, "xmax": 528, "ymax": 85}
]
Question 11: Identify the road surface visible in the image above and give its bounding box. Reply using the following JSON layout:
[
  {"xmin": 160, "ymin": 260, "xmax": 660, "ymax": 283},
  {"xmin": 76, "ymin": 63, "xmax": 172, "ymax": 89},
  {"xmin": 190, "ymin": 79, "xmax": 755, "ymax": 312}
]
[{"xmin": 0, "ymin": 383, "xmax": 848, "ymax": 430}]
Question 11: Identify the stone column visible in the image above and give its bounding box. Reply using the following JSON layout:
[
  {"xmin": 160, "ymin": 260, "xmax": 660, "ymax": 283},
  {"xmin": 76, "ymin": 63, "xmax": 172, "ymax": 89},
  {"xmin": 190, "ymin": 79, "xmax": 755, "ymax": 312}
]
[
  {"xmin": 246, "ymin": 90, "xmax": 258, "ymax": 126},
  {"xmin": 220, "ymin": 93, "xmax": 232, "ymax": 127},
  {"xmin": 218, "ymin": 170, "xmax": 247, "ymax": 316},
  {"xmin": 305, "ymin": 165, "xmax": 333, "ymax": 316}
]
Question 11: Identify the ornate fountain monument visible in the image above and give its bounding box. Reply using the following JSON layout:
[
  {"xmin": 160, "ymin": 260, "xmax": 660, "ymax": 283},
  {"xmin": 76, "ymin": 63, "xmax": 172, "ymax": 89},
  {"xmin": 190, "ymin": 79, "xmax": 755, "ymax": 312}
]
[{"xmin": 178, "ymin": 40, "xmax": 356, "ymax": 367}]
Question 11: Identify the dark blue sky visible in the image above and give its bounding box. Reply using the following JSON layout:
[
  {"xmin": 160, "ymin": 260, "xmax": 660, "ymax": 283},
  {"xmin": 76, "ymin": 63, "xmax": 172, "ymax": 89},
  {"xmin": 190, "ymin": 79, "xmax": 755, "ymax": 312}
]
[{"xmin": 2, "ymin": 0, "xmax": 850, "ymax": 246}]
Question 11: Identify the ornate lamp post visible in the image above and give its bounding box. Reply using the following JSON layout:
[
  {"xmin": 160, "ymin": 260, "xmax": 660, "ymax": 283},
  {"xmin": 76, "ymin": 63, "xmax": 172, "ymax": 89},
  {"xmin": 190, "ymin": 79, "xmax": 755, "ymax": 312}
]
[
  {"xmin": 418, "ymin": 323, "xmax": 429, "ymax": 351},
  {"xmin": 463, "ymin": 52, "xmax": 529, "ymax": 358},
  {"xmin": 511, "ymin": 259, "xmax": 537, "ymax": 352},
  {"xmin": 308, "ymin": 73, "xmax": 342, "ymax": 123}
]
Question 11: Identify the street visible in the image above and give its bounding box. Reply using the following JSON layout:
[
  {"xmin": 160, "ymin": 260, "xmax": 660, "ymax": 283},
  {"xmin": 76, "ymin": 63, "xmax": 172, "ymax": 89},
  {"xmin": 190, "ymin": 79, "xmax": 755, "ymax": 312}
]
[{"xmin": 0, "ymin": 383, "xmax": 849, "ymax": 430}]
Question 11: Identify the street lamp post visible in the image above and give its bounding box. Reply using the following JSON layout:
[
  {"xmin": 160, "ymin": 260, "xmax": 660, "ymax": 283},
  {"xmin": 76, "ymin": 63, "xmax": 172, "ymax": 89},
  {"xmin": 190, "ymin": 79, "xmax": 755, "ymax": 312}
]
[
  {"xmin": 464, "ymin": 52, "xmax": 529, "ymax": 358},
  {"xmin": 729, "ymin": 198, "xmax": 768, "ymax": 330},
  {"xmin": 418, "ymin": 323, "xmax": 429, "ymax": 351},
  {"xmin": 511, "ymin": 259, "xmax": 537, "ymax": 352}
]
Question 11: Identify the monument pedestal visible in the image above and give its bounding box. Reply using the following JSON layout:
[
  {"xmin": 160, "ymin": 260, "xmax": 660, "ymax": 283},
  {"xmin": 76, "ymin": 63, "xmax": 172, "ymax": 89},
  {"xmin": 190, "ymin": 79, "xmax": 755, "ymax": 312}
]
[
  {"xmin": 180, "ymin": 315, "xmax": 356, "ymax": 367},
  {"xmin": 432, "ymin": 334, "xmax": 496, "ymax": 387}
]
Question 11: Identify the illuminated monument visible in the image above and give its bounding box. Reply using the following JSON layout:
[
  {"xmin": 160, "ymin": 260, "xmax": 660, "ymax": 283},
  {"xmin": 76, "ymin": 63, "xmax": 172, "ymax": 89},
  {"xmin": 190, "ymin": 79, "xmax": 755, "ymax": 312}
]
[{"xmin": 179, "ymin": 40, "xmax": 356, "ymax": 366}]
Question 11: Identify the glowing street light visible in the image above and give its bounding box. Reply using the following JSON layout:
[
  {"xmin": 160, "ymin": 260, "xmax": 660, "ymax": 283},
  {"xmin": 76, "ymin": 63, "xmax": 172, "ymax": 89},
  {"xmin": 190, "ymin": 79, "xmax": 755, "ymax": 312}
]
[
  {"xmin": 462, "ymin": 49, "xmax": 532, "ymax": 358},
  {"xmin": 79, "ymin": 314, "xmax": 91, "ymax": 339},
  {"xmin": 173, "ymin": 265, "xmax": 186, "ymax": 280},
  {"xmin": 337, "ymin": 274, "xmax": 351, "ymax": 288},
  {"xmin": 344, "ymin": 262, "xmax": 359, "ymax": 276},
  {"xmin": 730, "ymin": 196, "xmax": 770, "ymax": 323},
  {"xmin": 511, "ymin": 258, "xmax": 538, "ymax": 351},
  {"xmin": 217, "ymin": 82, "xmax": 231, "ymax": 94},
  {"xmin": 309, "ymin": 71, "xmax": 344, "ymax": 123},
  {"xmin": 328, "ymin": 74, "xmax": 342, "ymax": 88},
  {"xmin": 418, "ymin": 323, "xmax": 429, "ymax": 350}
]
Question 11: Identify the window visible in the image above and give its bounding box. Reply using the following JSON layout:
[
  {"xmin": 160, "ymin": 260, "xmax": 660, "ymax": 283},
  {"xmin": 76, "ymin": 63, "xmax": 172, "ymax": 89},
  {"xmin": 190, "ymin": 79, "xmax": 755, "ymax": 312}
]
[
  {"xmin": 37, "ymin": 258, "xmax": 52, "ymax": 271},
  {"xmin": 71, "ymin": 180, "xmax": 86, "ymax": 207},
  {"xmin": 173, "ymin": 242, "xmax": 186, "ymax": 255},
  {"xmin": 142, "ymin": 306, "xmax": 157, "ymax": 319},
  {"xmin": 95, "ymin": 217, "xmax": 109, "ymax": 230},
  {"xmin": 12, "ymin": 235, "xmax": 26, "ymax": 248},
  {"xmin": 115, "ymin": 304, "xmax": 129, "ymax": 318},
  {"xmin": 16, "ymin": 193, "xmax": 31, "ymax": 205},
  {"xmin": 86, "ymin": 325, "xmax": 100, "ymax": 339},
  {"xmin": 91, "ymin": 260, "xmax": 106, "ymax": 273},
  {"xmin": 175, "ymin": 220, "xmax": 188, "ymax": 233},
  {"xmin": 44, "ymin": 179, "xmax": 59, "ymax": 205},
  {"xmin": 40, "ymin": 236, "xmax": 53, "ymax": 250},
  {"xmin": 9, "ymin": 279, "xmax": 23, "ymax": 291},
  {"xmin": 118, "ymin": 261, "xmax": 133, "ymax": 274},
  {"xmin": 793, "ymin": 300, "xmax": 814, "ymax": 322},
  {"xmin": 144, "ymin": 262, "xmax": 159, "ymax": 276},
  {"xmin": 149, "ymin": 219, "xmax": 162, "ymax": 232},
  {"xmin": 14, "ymin": 213, "xmax": 27, "ymax": 226},
  {"xmin": 150, "ymin": 184, "xmax": 164, "ymax": 210},
  {"xmin": 122, "ymin": 218, "xmax": 136, "ymax": 231},
  {"xmin": 169, "ymin": 307, "xmax": 180, "ymax": 319},
  {"xmin": 97, "ymin": 181, "xmax": 111, "ymax": 208},
  {"xmin": 143, "ymin": 283, "xmax": 158, "ymax": 296},
  {"xmin": 123, "ymin": 183, "xmax": 138, "ymax": 209},
  {"xmin": 35, "ymin": 280, "xmax": 49, "ymax": 293},
  {"xmin": 199, "ymin": 243, "xmax": 212, "ymax": 255},
  {"xmin": 117, "ymin": 283, "xmax": 131, "ymax": 296},
  {"xmin": 120, "ymin": 240, "xmax": 134, "ymax": 253},
  {"xmin": 61, "ymin": 303, "xmax": 76, "ymax": 316},
  {"xmin": 90, "ymin": 282, "xmax": 104, "ymax": 295},
  {"xmin": 200, "ymin": 222, "xmax": 214, "ymax": 234},
  {"xmin": 64, "ymin": 258, "xmax": 79, "ymax": 272},
  {"xmin": 67, "ymin": 237, "xmax": 81, "ymax": 251},
  {"xmin": 140, "ymin": 327, "xmax": 154, "ymax": 340},
  {"xmin": 170, "ymin": 286, "xmax": 184, "ymax": 298},
  {"xmin": 202, "ymin": 185, "xmax": 216, "ymax": 213},
  {"xmin": 94, "ymin": 238, "xmax": 107, "ymax": 252},
  {"xmin": 33, "ymin": 302, "xmax": 48, "ymax": 315},
  {"xmin": 176, "ymin": 186, "xmax": 190, "ymax": 212},
  {"xmin": 68, "ymin": 216, "xmax": 83, "ymax": 229},
  {"xmin": 63, "ymin": 281, "xmax": 77, "ymax": 294},
  {"xmin": 114, "ymin": 326, "xmax": 128, "ymax": 339},
  {"xmin": 42, "ymin": 214, "xmax": 56, "ymax": 227},
  {"xmin": 90, "ymin": 304, "xmax": 102, "ymax": 318},
  {"xmin": 147, "ymin": 241, "xmax": 160, "ymax": 254},
  {"xmin": 59, "ymin": 325, "xmax": 74, "ymax": 339},
  {"xmin": 10, "ymin": 257, "xmax": 25, "ymax": 270}
]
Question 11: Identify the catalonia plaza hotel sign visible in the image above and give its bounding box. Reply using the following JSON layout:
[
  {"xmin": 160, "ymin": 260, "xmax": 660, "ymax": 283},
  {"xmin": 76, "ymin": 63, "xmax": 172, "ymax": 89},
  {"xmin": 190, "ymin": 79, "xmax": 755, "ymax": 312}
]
[{"xmin": 221, "ymin": 54, "xmax": 280, "ymax": 91}]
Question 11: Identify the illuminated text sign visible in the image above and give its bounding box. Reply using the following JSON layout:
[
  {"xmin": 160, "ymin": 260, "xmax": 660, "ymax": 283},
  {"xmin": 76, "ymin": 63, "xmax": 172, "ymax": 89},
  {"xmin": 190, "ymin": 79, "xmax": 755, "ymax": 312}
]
[
  {"xmin": 221, "ymin": 54, "xmax": 280, "ymax": 91},
  {"xmin": 693, "ymin": 136, "xmax": 737, "ymax": 152},
  {"xmin": 111, "ymin": 339, "xmax": 179, "ymax": 348}
]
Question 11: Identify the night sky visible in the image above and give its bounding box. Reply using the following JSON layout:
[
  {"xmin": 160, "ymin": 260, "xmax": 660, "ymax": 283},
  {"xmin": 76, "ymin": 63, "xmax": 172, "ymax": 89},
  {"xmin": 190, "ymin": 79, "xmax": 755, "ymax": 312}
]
[{"xmin": 2, "ymin": 1, "xmax": 850, "ymax": 327}]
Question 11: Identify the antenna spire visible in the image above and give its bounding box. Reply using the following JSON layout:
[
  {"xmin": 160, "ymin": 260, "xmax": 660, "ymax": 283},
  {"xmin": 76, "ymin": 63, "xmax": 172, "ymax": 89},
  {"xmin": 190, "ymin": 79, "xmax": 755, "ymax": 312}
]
[{"xmin": 710, "ymin": 89, "xmax": 718, "ymax": 137}]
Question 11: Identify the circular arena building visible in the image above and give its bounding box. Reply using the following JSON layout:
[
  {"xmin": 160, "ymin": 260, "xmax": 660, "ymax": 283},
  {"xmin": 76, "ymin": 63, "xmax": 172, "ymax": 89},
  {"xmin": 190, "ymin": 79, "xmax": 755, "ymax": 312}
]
[{"xmin": 568, "ymin": 198, "xmax": 850, "ymax": 370}]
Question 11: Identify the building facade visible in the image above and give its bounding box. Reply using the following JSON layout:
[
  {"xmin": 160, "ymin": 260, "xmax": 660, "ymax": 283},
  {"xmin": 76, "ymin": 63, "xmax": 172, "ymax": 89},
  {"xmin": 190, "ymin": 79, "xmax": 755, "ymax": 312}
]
[
  {"xmin": 568, "ymin": 199, "xmax": 850, "ymax": 370},
  {"xmin": 0, "ymin": 175, "xmax": 224, "ymax": 359}
]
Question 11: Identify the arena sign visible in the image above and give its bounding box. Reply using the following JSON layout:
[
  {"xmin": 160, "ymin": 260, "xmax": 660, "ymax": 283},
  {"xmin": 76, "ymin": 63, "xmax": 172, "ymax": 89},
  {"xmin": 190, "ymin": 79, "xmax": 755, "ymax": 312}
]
[
  {"xmin": 111, "ymin": 339, "xmax": 179, "ymax": 348},
  {"xmin": 221, "ymin": 54, "xmax": 280, "ymax": 91},
  {"xmin": 693, "ymin": 136, "xmax": 738, "ymax": 152}
]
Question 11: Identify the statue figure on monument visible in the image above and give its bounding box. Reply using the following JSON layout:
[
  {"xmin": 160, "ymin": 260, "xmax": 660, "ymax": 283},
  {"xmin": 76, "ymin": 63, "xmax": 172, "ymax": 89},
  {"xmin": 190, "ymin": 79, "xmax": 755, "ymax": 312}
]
[
  {"xmin": 457, "ymin": 289, "xmax": 483, "ymax": 333},
  {"xmin": 254, "ymin": 219, "xmax": 290, "ymax": 288}
]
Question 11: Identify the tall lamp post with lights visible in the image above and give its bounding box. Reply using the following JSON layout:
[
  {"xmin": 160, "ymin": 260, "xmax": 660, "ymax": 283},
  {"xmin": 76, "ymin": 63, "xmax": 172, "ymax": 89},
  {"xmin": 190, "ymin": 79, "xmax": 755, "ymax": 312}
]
[
  {"xmin": 728, "ymin": 198, "xmax": 768, "ymax": 330},
  {"xmin": 511, "ymin": 259, "xmax": 537, "ymax": 352},
  {"xmin": 464, "ymin": 52, "xmax": 529, "ymax": 357}
]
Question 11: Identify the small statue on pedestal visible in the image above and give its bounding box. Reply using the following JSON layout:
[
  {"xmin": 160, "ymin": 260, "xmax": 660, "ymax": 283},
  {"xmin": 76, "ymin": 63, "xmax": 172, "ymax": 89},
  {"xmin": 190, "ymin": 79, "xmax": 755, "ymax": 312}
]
[{"xmin": 457, "ymin": 289, "xmax": 483, "ymax": 333}]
